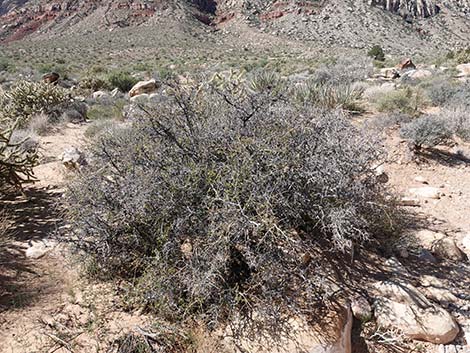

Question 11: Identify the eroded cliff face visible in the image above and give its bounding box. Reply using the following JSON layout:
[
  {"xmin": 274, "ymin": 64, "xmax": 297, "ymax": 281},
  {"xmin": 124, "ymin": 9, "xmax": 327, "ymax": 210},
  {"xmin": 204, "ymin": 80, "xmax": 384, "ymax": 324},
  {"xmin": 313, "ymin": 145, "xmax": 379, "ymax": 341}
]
[{"xmin": 369, "ymin": 0, "xmax": 439, "ymax": 18}]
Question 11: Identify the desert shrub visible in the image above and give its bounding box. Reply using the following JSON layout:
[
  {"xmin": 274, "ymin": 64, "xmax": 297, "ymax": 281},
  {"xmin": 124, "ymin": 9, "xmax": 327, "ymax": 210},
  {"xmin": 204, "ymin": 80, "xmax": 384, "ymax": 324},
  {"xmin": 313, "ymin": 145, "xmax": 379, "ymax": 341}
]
[
  {"xmin": 27, "ymin": 113, "xmax": 51, "ymax": 136},
  {"xmin": 368, "ymin": 45, "xmax": 385, "ymax": 61},
  {"xmin": 446, "ymin": 81, "xmax": 470, "ymax": 108},
  {"xmin": 84, "ymin": 119, "xmax": 118, "ymax": 139},
  {"xmin": 64, "ymin": 77, "xmax": 398, "ymax": 344},
  {"xmin": 438, "ymin": 106, "xmax": 470, "ymax": 141},
  {"xmin": 87, "ymin": 99, "xmax": 126, "ymax": 121},
  {"xmin": 312, "ymin": 55, "xmax": 373, "ymax": 85},
  {"xmin": 79, "ymin": 76, "xmax": 110, "ymax": 91},
  {"xmin": 400, "ymin": 115, "xmax": 452, "ymax": 149},
  {"xmin": 375, "ymin": 87, "xmax": 426, "ymax": 115},
  {"xmin": 421, "ymin": 76, "xmax": 460, "ymax": 106},
  {"xmin": 0, "ymin": 80, "xmax": 70, "ymax": 127},
  {"xmin": 106, "ymin": 71, "xmax": 139, "ymax": 92},
  {"xmin": 0, "ymin": 117, "xmax": 38, "ymax": 193},
  {"xmin": 454, "ymin": 47, "xmax": 470, "ymax": 64}
]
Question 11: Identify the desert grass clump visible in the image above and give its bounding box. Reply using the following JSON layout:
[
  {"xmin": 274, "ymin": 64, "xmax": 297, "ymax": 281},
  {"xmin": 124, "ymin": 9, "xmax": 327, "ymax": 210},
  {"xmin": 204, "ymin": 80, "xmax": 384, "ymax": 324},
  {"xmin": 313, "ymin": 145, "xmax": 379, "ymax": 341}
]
[
  {"xmin": 64, "ymin": 76, "xmax": 398, "ymax": 345},
  {"xmin": 292, "ymin": 80, "xmax": 364, "ymax": 112}
]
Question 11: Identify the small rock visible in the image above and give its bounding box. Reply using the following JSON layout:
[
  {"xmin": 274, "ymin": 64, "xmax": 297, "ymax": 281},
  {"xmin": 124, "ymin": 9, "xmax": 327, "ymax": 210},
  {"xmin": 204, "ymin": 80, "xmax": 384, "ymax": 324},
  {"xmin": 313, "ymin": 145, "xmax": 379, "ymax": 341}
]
[
  {"xmin": 25, "ymin": 240, "xmax": 56, "ymax": 259},
  {"xmin": 92, "ymin": 90, "xmax": 109, "ymax": 100},
  {"xmin": 351, "ymin": 295, "xmax": 372, "ymax": 321},
  {"xmin": 409, "ymin": 187, "xmax": 441, "ymax": 199},
  {"xmin": 414, "ymin": 176, "xmax": 429, "ymax": 184},
  {"xmin": 399, "ymin": 197, "xmax": 420, "ymax": 206},
  {"xmin": 432, "ymin": 238, "xmax": 465, "ymax": 261},
  {"xmin": 418, "ymin": 249, "xmax": 438, "ymax": 263},
  {"xmin": 61, "ymin": 146, "xmax": 86, "ymax": 170}
]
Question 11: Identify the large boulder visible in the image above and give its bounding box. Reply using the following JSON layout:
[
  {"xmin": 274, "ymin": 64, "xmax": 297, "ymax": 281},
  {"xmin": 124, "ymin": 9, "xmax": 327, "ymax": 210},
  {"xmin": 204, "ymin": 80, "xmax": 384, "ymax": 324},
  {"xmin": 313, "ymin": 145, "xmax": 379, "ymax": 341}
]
[
  {"xmin": 42, "ymin": 72, "xmax": 60, "ymax": 85},
  {"xmin": 397, "ymin": 58, "xmax": 416, "ymax": 71},
  {"xmin": 129, "ymin": 79, "xmax": 158, "ymax": 97},
  {"xmin": 375, "ymin": 281, "xmax": 459, "ymax": 344}
]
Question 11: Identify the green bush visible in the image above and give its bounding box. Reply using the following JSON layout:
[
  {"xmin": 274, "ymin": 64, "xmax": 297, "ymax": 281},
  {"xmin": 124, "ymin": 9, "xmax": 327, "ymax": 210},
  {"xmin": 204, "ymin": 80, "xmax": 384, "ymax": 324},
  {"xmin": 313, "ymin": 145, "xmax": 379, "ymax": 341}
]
[
  {"xmin": 375, "ymin": 87, "xmax": 425, "ymax": 115},
  {"xmin": 106, "ymin": 71, "xmax": 139, "ymax": 92},
  {"xmin": 79, "ymin": 76, "xmax": 110, "ymax": 91},
  {"xmin": 64, "ymin": 77, "xmax": 398, "ymax": 343},
  {"xmin": 0, "ymin": 80, "xmax": 70, "ymax": 127},
  {"xmin": 368, "ymin": 45, "xmax": 385, "ymax": 62}
]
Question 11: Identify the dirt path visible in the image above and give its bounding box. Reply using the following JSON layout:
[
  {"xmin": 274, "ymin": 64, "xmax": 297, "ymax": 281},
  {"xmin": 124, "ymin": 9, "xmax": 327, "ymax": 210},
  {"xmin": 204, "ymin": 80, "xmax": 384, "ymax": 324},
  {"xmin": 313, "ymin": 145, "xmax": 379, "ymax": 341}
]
[{"xmin": 0, "ymin": 123, "xmax": 151, "ymax": 353}]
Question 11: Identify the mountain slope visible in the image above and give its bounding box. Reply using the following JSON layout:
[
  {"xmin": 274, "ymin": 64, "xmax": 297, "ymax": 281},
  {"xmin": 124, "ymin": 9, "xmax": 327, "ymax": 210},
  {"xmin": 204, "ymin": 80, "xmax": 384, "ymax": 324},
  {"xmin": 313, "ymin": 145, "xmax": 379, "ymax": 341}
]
[{"xmin": 0, "ymin": 0, "xmax": 469, "ymax": 52}]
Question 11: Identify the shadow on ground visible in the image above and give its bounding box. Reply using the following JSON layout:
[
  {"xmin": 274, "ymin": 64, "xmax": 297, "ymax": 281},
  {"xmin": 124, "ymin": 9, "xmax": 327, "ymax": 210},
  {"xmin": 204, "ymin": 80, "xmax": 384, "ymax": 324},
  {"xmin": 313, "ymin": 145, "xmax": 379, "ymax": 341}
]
[{"xmin": 0, "ymin": 186, "xmax": 63, "ymax": 311}]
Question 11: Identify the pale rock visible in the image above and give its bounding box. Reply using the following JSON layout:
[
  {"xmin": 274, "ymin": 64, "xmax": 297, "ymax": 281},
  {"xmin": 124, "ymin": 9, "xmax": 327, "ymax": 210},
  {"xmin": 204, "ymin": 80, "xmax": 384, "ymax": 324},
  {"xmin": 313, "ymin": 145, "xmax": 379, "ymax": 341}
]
[
  {"xmin": 129, "ymin": 79, "xmax": 158, "ymax": 97},
  {"xmin": 409, "ymin": 186, "xmax": 441, "ymax": 199},
  {"xmin": 414, "ymin": 176, "xmax": 429, "ymax": 184},
  {"xmin": 414, "ymin": 229, "xmax": 445, "ymax": 249},
  {"xmin": 432, "ymin": 238, "xmax": 465, "ymax": 261},
  {"xmin": 456, "ymin": 63, "xmax": 470, "ymax": 78},
  {"xmin": 403, "ymin": 69, "xmax": 433, "ymax": 80},
  {"xmin": 351, "ymin": 295, "xmax": 372, "ymax": 321},
  {"xmin": 92, "ymin": 90, "xmax": 109, "ymax": 99},
  {"xmin": 130, "ymin": 93, "xmax": 149, "ymax": 102},
  {"xmin": 375, "ymin": 281, "xmax": 459, "ymax": 344},
  {"xmin": 25, "ymin": 239, "xmax": 56, "ymax": 259},
  {"xmin": 399, "ymin": 197, "xmax": 420, "ymax": 206},
  {"xmin": 61, "ymin": 146, "xmax": 86, "ymax": 170}
]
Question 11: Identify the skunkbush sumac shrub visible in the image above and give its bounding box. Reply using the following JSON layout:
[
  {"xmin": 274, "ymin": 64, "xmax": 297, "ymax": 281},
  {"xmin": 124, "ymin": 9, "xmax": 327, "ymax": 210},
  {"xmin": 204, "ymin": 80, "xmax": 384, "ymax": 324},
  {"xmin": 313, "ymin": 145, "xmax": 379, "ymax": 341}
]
[{"xmin": 64, "ymin": 77, "xmax": 398, "ymax": 341}]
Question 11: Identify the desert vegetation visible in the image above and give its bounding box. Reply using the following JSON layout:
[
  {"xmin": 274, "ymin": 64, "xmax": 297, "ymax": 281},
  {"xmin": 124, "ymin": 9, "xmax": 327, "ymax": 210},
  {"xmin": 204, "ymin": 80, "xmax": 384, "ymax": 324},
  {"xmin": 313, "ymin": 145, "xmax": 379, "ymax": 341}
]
[{"xmin": 1, "ymin": 14, "xmax": 470, "ymax": 351}]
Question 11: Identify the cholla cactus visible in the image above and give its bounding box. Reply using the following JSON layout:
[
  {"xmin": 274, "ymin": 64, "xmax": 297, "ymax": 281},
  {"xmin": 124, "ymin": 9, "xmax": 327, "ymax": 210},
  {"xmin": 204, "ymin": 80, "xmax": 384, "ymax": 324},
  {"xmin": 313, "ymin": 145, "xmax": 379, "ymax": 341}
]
[
  {"xmin": 0, "ymin": 117, "xmax": 38, "ymax": 192},
  {"xmin": 0, "ymin": 80, "xmax": 70, "ymax": 127}
]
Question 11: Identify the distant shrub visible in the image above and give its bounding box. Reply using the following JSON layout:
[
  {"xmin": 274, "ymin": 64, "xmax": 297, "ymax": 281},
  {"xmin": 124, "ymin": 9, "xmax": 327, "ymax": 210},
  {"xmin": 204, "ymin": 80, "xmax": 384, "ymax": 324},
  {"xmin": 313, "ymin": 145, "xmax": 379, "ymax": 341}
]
[
  {"xmin": 400, "ymin": 115, "xmax": 452, "ymax": 149},
  {"xmin": 106, "ymin": 71, "xmax": 139, "ymax": 92},
  {"xmin": 375, "ymin": 87, "xmax": 426, "ymax": 115},
  {"xmin": 368, "ymin": 45, "xmax": 385, "ymax": 62},
  {"xmin": 439, "ymin": 106, "xmax": 470, "ymax": 141},
  {"xmin": 454, "ymin": 48, "xmax": 470, "ymax": 64},
  {"xmin": 0, "ymin": 80, "xmax": 70, "ymax": 127},
  {"xmin": 313, "ymin": 55, "xmax": 373, "ymax": 85},
  {"xmin": 0, "ymin": 58, "xmax": 13, "ymax": 72},
  {"xmin": 79, "ymin": 76, "xmax": 110, "ymax": 91},
  {"xmin": 446, "ymin": 81, "xmax": 470, "ymax": 108},
  {"xmin": 64, "ymin": 77, "xmax": 398, "ymax": 344},
  {"xmin": 421, "ymin": 76, "xmax": 460, "ymax": 106}
]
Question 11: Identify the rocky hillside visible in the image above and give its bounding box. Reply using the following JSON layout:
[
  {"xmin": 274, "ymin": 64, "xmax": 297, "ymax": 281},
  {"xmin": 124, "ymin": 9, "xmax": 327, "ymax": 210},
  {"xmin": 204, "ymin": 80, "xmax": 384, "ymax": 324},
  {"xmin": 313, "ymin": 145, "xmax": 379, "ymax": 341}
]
[{"xmin": 0, "ymin": 0, "xmax": 469, "ymax": 52}]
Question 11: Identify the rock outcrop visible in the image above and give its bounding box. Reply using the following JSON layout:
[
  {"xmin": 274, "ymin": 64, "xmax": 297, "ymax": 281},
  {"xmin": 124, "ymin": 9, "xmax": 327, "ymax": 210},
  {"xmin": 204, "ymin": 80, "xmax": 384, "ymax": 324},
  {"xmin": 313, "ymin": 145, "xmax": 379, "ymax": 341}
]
[
  {"xmin": 375, "ymin": 281, "xmax": 459, "ymax": 344},
  {"xmin": 369, "ymin": 0, "xmax": 439, "ymax": 18}
]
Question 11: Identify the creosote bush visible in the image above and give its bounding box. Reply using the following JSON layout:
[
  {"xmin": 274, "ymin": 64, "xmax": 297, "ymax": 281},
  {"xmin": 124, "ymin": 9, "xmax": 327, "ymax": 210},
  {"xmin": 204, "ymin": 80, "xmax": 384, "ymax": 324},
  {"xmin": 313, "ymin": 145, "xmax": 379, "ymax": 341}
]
[
  {"xmin": 64, "ymin": 76, "xmax": 398, "ymax": 345},
  {"xmin": 400, "ymin": 115, "xmax": 451, "ymax": 149}
]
